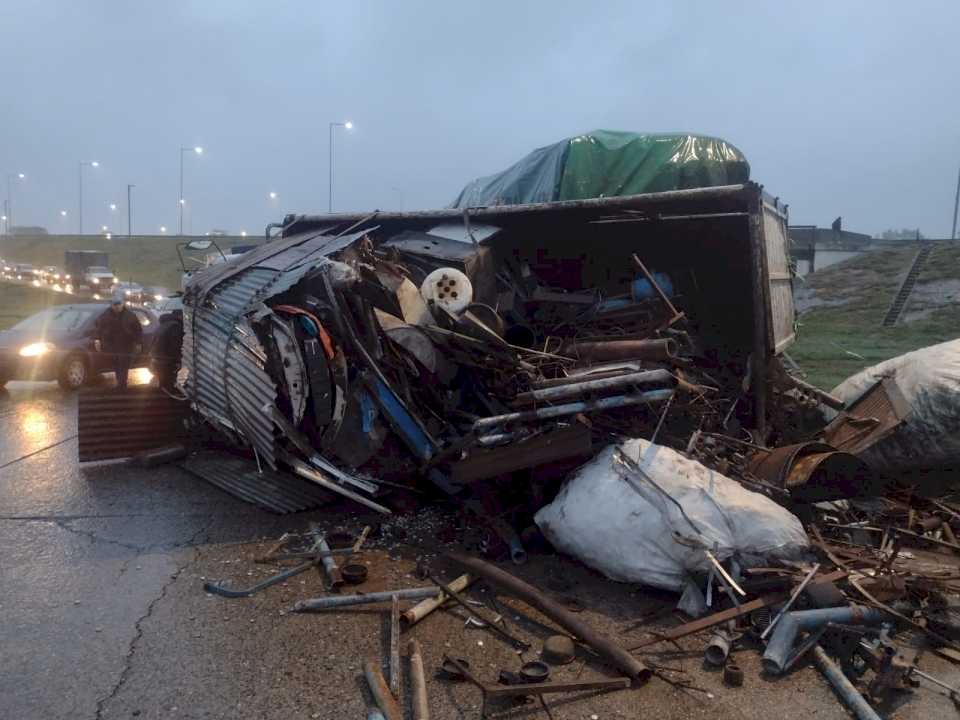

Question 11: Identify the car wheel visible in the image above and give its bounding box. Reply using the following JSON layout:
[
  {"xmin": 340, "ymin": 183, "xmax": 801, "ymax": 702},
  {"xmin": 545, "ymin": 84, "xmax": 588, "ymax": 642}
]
[{"xmin": 57, "ymin": 354, "xmax": 89, "ymax": 390}]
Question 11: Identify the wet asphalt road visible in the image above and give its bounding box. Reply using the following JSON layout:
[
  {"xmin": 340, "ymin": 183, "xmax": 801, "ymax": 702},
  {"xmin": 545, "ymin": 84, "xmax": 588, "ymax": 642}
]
[
  {"xmin": 0, "ymin": 377, "xmax": 288, "ymax": 719},
  {"xmin": 4, "ymin": 378, "xmax": 960, "ymax": 720}
]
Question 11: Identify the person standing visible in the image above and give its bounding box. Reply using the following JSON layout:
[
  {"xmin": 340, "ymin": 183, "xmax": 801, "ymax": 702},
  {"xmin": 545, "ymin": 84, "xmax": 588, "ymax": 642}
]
[{"xmin": 94, "ymin": 292, "xmax": 143, "ymax": 390}]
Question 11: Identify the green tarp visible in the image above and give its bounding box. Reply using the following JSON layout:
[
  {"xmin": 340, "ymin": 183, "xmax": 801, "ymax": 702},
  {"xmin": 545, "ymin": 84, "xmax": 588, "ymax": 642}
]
[{"xmin": 451, "ymin": 130, "xmax": 749, "ymax": 208}]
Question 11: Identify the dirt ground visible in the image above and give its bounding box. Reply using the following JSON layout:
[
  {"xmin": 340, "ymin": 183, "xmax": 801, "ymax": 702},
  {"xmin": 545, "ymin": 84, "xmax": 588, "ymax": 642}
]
[{"xmin": 3, "ymin": 380, "xmax": 960, "ymax": 720}]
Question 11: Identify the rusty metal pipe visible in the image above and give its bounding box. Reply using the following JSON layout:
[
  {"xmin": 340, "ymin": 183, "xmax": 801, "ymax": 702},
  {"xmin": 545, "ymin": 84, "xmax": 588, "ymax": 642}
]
[
  {"xmin": 317, "ymin": 536, "xmax": 343, "ymax": 590},
  {"xmin": 401, "ymin": 574, "xmax": 474, "ymax": 625},
  {"xmin": 363, "ymin": 661, "xmax": 402, "ymax": 720},
  {"xmin": 563, "ymin": 338, "xmax": 678, "ymax": 363},
  {"xmin": 515, "ymin": 369, "xmax": 674, "ymax": 405},
  {"xmin": 448, "ymin": 552, "xmax": 650, "ymax": 682},
  {"xmin": 408, "ymin": 639, "xmax": 429, "ymax": 720}
]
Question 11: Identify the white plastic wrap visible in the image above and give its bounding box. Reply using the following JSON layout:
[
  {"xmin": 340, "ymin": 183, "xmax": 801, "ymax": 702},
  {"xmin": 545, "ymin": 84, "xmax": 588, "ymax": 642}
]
[
  {"xmin": 534, "ymin": 439, "xmax": 809, "ymax": 592},
  {"xmin": 830, "ymin": 339, "xmax": 960, "ymax": 471}
]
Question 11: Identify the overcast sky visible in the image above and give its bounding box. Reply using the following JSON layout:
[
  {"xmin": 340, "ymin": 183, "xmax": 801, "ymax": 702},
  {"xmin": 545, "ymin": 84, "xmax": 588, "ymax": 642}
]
[{"xmin": 2, "ymin": 1, "xmax": 958, "ymax": 237}]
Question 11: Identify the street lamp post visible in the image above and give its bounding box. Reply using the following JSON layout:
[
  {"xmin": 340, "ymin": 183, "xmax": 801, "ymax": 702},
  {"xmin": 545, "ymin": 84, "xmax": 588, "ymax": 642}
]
[
  {"xmin": 127, "ymin": 184, "xmax": 135, "ymax": 239},
  {"xmin": 78, "ymin": 160, "xmax": 99, "ymax": 234},
  {"xmin": 951, "ymin": 165, "xmax": 959, "ymax": 241},
  {"xmin": 179, "ymin": 146, "xmax": 203, "ymax": 235},
  {"xmin": 328, "ymin": 120, "xmax": 353, "ymax": 213},
  {"xmin": 6, "ymin": 172, "xmax": 25, "ymax": 232}
]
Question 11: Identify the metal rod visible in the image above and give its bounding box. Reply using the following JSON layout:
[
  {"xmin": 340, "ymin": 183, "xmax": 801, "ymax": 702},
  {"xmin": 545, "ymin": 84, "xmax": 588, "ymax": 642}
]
[
  {"xmin": 293, "ymin": 586, "xmax": 443, "ymax": 612},
  {"xmin": 389, "ymin": 594, "xmax": 401, "ymax": 700},
  {"xmin": 483, "ymin": 677, "xmax": 631, "ymax": 699},
  {"xmin": 632, "ymin": 254, "xmax": 682, "ymax": 319},
  {"xmin": 284, "ymin": 454, "xmax": 391, "ymax": 515},
  {"xmin": 426, "ymin": 574, "xmax": 530, "ymax": 651},
  {"xmin": 203, "ymin": 558, "xmax": 321, "ymax": 599},
  {"xmin": 473, "ymin": 389, "xmax": 674, "ymax": 431},
  {"xmin": 761, "ymin": 563, "xmax": 821, "ymax": 641}
]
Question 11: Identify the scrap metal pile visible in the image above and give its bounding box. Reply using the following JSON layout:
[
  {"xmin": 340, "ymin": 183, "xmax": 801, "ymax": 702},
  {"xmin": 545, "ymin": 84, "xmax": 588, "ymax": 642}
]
[{"xmin": 181, "ymin": 189, "xmax": 789, "ymax": 541}]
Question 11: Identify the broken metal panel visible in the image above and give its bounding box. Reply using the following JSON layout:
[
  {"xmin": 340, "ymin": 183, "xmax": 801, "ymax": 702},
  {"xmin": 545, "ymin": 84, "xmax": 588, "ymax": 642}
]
[
  {"xmin": 761, "ymin": 195, "xmax": 796, "ymax": 354},
  {"xmin": 451, "ymin": 424, "xmax": 593, "ymax": 485},
  {"xmin": 181, "ymin": 450, "xmax": 334, "ymax": 513},
  {"xmin": 78, "ymin": 387, "xmax": 190, "ymax": 462},
  {"xmin": 823, "ymin": 378, "xmax": 911, "ymax": 455}
]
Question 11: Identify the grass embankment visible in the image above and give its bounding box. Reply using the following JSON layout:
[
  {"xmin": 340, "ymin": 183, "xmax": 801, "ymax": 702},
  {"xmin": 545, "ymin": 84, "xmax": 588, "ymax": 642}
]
[
  {"xmin": 790, "ymin": 242, "xmax": 960, "ymax": 390},
  {"xmin": 0, "ymin": 283, "xmax": 77, "ymax": 330},
  {"xmin": 0, "ymin": 234, "xmax": 254, "ymax": 290}
]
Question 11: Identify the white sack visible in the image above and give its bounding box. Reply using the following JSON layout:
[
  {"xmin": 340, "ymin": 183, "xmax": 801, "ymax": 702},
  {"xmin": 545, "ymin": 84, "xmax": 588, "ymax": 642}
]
[
  {"xmin": 829, "ymin": 339, "xmax": 960, "ymax": 472},
  {"xmin": 534, "ymin": 438, "xmax": 809, "ymax": 592}
]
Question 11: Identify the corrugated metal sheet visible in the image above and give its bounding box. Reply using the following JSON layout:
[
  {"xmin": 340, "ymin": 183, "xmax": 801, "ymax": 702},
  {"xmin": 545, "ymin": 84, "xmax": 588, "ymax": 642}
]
[
  {"xmin": 181, "ymin": 450, "xmax": 334, "ymax": 513},
  {"xmin": 78, "ymin": 387, "xmax": 190, "ymax": 462},
  {"xmin": 761, "ymin": 196, "xmax": 795, "ymax": 354},
  {"xmin": 182, "ymin": 230, "xmax": 370, "ymax": 470}
]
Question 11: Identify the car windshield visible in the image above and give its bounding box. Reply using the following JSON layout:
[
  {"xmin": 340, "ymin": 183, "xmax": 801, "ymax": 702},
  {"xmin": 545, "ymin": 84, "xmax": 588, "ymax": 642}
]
[
  {"xmin": 88, "ymin": 267, "xmax": 111, "ymax": 273},
  {"xmin": 10, "ymin": 306, "xmax": 100, "ymax": 334}
]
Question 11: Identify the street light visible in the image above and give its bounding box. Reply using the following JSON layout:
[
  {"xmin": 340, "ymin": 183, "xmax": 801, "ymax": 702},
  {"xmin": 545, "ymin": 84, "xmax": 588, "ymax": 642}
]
[
  {"xmin": 179, "ymin": 145, "xmax": 203, "ymax": 235},
  {"xmin": 328, "ymin": 120, "xmax": 353, "ymax": 213},
  {"xmin": 5, "ymin": 172, "xmax": 25, "ymax": 233},
  {"xmin": 78, "ymin": 160, "xmax": 99, "ymax": 234},
  {"xmin": 160, "ymin": 225, "xmax": 167, "ymax": 234},
  {"xmin": 268, "ymin": 191, "xmax": 278, "ymax": 200}
]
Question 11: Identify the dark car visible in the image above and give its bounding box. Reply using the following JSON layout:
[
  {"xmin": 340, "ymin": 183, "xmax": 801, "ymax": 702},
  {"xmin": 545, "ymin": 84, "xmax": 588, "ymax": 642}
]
[{"xmin": 0, "ymin": 303, "xmax": 158, "ymax": 390}]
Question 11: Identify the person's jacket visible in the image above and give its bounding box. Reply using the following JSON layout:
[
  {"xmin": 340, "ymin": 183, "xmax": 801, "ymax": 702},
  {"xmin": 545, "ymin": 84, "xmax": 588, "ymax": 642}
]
[{"xmin": 95, "ymin": 307, "xmax": 142, "ymax": 353}]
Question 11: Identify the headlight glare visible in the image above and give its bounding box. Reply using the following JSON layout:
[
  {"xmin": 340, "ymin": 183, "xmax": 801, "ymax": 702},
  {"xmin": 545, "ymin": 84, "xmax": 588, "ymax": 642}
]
[{"xmin": 19, "ymin": 342, "xmax": 55, "ymax": 358}]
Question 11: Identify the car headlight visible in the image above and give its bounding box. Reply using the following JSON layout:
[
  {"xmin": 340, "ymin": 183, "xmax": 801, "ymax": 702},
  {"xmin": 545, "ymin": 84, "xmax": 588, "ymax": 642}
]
[
  {"xmin": 19, "ymin": 342, "xmax": 55, "ymax": 358},
  {"xmin": 65, "ymin": 274, "xmax": 71, "ymax": 279},
  {"xmin": 91, "ymin": 277, "xmax": 99, "ymax": 284},
  {"xmin": 154, "ymin": 294, "xmax": 164, "ymax": 302},
  {"xmin": 125, "ymin": 289, "xmax": 132, "ymax": 296}
]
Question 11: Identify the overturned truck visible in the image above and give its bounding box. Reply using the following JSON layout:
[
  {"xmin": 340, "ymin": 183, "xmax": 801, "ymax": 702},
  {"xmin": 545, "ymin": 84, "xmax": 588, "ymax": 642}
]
[{"xmin": 177, "ymin": 182, "xmax": 797, "ymax": 528}]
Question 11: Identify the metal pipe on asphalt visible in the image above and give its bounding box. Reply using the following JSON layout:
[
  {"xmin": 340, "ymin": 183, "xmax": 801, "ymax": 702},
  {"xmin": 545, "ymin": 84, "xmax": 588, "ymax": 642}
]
[
  {"xmin": 449, "ymin": 552, "xmax": 651, "ymax": 682},
  {"xmin": 389, "ymin": 594, "xmax": 401, "ymax": 700},
  {"xmin": 812, "ymin": 646, "xmax": 881, "ymax": 720},
  {"xmin": 763, "ymin": 605, "xmax": 887, "ymax": 674},
  {"xmin": 401, "ymin": 574, "xmax": 473, "ymax": 626},
  {"xmin": 363, "ymin": 661, "xmax": 402, "ymax": 720},
  {"xmin": 293, "ymin": 586, "xmax": 443, "ymax": 612},
  {"xmin": 408, "ymin": 639, "xmax": 429, "ymax": 720},
  {"xmin": 316, "ymin": 536, "xmax": 343, "ymax": 589}
]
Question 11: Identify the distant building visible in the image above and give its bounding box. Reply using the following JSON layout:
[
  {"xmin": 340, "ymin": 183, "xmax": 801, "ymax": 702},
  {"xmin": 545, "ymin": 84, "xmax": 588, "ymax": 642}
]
[{"xmin": 10, "ymin": 225, "xmax": 49, "ymax": 236}]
